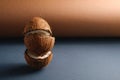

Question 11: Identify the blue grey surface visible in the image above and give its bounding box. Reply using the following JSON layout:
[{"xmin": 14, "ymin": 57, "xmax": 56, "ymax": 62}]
[{"xmin": 0, "ymin": 38, "xmax": 120, "ymax": 80}]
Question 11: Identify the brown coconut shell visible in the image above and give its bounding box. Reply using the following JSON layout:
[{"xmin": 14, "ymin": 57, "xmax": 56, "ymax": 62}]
[
  {"xmin": 24, "ymin": 50, "xmax": 53, "ymax": 69},
  {"xmin": 24, "ymin": 34, "xmax": 55, "ymax": 55},
  {"xmin": 24, "ymin": 17, "xmax": 52, "ymax": 35}
]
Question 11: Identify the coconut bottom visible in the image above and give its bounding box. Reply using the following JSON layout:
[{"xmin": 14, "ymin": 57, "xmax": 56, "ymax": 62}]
[{"xmin": 24, "ymin": 50, "xmax": 53, "ymax": 69}]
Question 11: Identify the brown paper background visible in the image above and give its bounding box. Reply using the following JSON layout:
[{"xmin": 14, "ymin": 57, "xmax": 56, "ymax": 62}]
[{"xmin": 1, "ymin": 0, "xmax": 120, "ymax": 37}]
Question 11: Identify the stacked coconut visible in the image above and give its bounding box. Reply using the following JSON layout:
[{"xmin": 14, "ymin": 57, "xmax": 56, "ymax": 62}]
[{"xmin": 24, "ymin": 17, "xmax": 55, "ymax": 69}]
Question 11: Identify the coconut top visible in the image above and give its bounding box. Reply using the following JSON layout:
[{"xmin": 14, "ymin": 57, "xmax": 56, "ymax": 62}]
[{"xmin": 24, "ymin": 17, "xmax": 52, "ymax": 35}]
